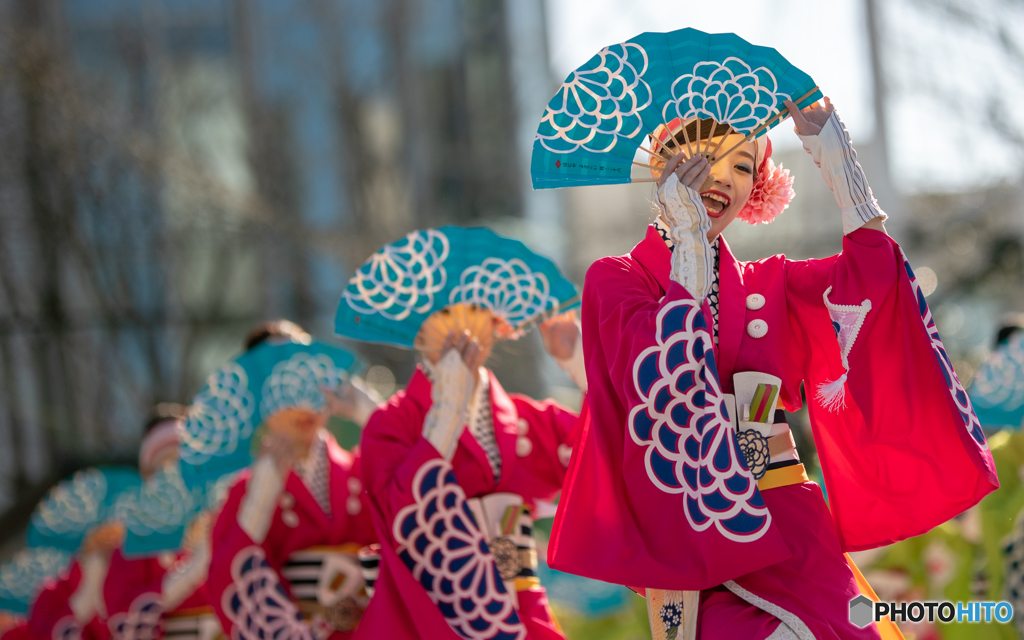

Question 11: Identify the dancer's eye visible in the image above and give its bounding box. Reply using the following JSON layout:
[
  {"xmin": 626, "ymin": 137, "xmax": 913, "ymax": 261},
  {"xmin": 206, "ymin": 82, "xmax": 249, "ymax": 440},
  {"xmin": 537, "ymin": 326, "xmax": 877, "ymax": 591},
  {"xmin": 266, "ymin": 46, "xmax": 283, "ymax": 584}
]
[{"xmin": 735, "ymin": 163, "xmax": 753, "ymax": 174}]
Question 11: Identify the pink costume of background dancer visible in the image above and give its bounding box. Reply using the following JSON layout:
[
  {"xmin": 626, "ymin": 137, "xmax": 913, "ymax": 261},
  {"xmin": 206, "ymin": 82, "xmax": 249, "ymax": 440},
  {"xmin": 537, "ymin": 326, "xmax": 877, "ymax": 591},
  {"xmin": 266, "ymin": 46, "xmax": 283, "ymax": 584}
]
[
  {"xmin": 356, "ymin": 316, "xmax": 586, "ymax": 640},
  {"xmin": 548, "ymin": 100, "xmax": 998, "ymax": 639}
]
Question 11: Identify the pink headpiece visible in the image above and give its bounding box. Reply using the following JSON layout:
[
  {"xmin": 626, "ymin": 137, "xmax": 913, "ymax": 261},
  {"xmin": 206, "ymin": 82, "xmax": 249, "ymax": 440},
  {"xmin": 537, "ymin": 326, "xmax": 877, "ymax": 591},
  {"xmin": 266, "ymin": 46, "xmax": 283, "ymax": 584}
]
[{"xmin": 736, "ymin": 137, "xmax": 795, "ymax": 225}]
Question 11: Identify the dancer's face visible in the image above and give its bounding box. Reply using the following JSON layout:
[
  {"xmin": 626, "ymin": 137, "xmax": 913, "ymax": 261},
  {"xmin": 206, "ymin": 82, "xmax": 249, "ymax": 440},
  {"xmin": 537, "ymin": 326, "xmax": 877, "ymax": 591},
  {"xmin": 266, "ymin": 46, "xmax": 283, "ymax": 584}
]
[
  {"xmin": 266, "ymin": 408, "xmax": 326, "ymax": 448},
  {"xmin": 700, "ymin": 135, "xmax": 757, "ymax": 241}
]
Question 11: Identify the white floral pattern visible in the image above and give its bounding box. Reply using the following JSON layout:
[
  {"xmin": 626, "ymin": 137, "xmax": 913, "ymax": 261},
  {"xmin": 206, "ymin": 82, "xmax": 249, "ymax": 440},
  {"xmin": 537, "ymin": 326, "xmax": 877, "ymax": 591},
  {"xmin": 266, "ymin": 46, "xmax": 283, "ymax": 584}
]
[
  {"xmin": 448, "ymin": 258, "xmax": 558, "ymax": 327},
  {"xmin": 107, "ymin": 592, "xmax": 164, "ymax": 640},
  {"xmin": 663, "ymin": 58, "xmax": 789, "ymax": 134},
  {"xmin": 393, "ymin": 459, "xmax": 526, "ymax": 640},
  {"xmin": 180, "ymin": 363, "xmax": 255, "ymax": 465},
  {"xmin": 122, "ymin": 465, "xmax": 197, "ymax": 537},
  {"xmin": 343, "ymin": 230, "xmax": 450, "ymax": 321},
  {"xmin": 0, "ymin": 547, "xmax": 71, "ymax": 611},
  {"xmin": 901, "ymin": 250, "xmax": 987, "ymax": 448},
  {"xmin": 536, "ymin": 42, "xmax": 652, "ymax": 154},
  {"xmin": 32, "ymin": 469, "xmax": 108, "ymax": 537},
  {"xmin": 260, "ymin": 352, "xmax": 348, "ymax": 420},
  {"xmin": 972, "ymin": 332, "xmax": 1024, "ymax": 411},
  {"xmin": 627, "ymin": 299, "xmax": 771, "ymax": 543},
  {"xmin": 222, "ymin": 547, "xmax": 312, "ymax": 640}
]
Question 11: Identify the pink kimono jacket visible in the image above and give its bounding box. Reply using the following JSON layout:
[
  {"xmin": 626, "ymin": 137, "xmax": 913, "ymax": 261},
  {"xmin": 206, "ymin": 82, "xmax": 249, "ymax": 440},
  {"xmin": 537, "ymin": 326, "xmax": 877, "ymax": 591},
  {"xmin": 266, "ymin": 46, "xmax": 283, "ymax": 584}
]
[
  {"xmin": 102, "ymin": 550, "xmax": 208, "ymax": 640},
  {"xmin": 356, "ymin": 368, "xmax": 577, "ymax": 640},
  {"xmin": 27, "ymin": 561, "xmax": 106, "ymax": 640},
  {"xmin": 208, "ymin": 435, "xmax": 376, "ymax": 640},
  {"xmin": 549, "ymin": 226, "xmax": 998, "ymax": 639}
]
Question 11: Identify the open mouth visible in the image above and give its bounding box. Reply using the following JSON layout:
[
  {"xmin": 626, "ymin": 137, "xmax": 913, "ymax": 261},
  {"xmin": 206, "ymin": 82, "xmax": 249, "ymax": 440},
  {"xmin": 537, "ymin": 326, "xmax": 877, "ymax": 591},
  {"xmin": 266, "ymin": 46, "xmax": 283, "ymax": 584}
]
[{"xmin": 701, "ymin": 189, "xmax": 731, "ymax": 218}]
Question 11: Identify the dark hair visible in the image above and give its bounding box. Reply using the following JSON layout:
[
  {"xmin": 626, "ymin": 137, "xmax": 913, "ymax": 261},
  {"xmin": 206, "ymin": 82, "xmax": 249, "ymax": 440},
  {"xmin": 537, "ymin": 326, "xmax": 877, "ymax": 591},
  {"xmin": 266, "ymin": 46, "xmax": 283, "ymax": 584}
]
[
  {"xmin": 144, "ymin": 402, "xmax": 187, "ymax": 435},
  {"xmin": 995, "ymin": 324, "xmax": 1023, "ymax": 348},
  {"xmin": 243, "ymin": 320, "xmax": 309, "ymax": 351}
]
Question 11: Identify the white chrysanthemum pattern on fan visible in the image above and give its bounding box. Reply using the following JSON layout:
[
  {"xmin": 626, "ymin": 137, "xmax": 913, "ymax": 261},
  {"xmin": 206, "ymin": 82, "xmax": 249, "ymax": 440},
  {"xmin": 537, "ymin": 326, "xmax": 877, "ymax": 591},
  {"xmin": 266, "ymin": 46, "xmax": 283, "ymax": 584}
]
[
  {"xmin": 343, "ymin": 230, "xmax": 450, "ymax": 321},
  {"xmin": 627, "ymin": 299, "xmax": 771, "ymax": 543},
  {"xmin": 663, "ymin": 58, "xmax": 789, "ymax": 135},
  {"xmin": 260, "ymin": 352, "xmax": 348, "ymax": 419},
  {"xmin": 0, "ymin": 547, "xmax": 71, "ymax": 608},
  {"xmin": 973, "ymin": 333, "xmax": 1024, "ymax": 410},
  {"xmin": 180, "ymin": 364, "xmax": 255, "ymax": 465},
  {"xmin": 536, "ymin": 42, "xmax": 652, "ymax": 154},
  {"xmin": 32, "ymin": 469, "xmax": 108, "ymax": 536},
  {"xmin": 393, "ymin": 459, "xmax": 526, "ymax": 640},
  {"xmin": 448, "ymin": 258, "xmax": 558, "ymax": 326},
  {"xmin": 123, "ymin": 466, "xmax": 196, "ymax": 537},
  {"xmin": 107, "ymin": 592, "xmax": 164, "ymax": 640}
]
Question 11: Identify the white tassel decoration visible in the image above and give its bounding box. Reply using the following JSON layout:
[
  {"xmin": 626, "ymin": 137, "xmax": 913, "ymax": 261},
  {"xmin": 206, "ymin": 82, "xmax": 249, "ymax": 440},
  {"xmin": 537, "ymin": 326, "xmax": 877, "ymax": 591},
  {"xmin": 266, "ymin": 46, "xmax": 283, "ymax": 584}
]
[{"xmin": 816, "ymin": 373, "xmax": 848, "ymax": 412}]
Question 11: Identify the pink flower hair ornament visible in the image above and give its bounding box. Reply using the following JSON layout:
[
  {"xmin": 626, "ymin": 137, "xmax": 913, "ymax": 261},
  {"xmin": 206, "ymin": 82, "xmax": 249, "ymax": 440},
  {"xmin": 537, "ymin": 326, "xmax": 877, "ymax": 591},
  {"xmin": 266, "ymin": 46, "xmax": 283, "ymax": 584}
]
[{"xmin": 737, "ymin": 137, "xmax": 795, "ymax": 225}]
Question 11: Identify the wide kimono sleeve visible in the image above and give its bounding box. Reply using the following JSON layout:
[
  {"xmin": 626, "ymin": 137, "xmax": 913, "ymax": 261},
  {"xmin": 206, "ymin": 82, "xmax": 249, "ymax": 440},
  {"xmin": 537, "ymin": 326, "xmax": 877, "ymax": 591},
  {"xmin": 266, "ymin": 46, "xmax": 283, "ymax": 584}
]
[
  {"xmin": 102, "ymin": 552, "xmax": 165, "ymax": 640},
  {"xmin": 355, "ymin": 382, "xmax": 530, "ymax": 640},
  {"xmin": 28, "ymin": 561, "xmax": 106, "ymax": 640},
  {"xmin": 506, "ymin": 394, "xmax": 579, "ymax": 504},
  {"xmin": 784, "ymin": 227, "xmax": 998, "ymax": 551},
  {"xmin": 548, "ymin": 254, "xmax": 791, "ymax": 592},
  {"xmin": 206, "ymin": 476, "xmax": 314, "ymax": 640}
]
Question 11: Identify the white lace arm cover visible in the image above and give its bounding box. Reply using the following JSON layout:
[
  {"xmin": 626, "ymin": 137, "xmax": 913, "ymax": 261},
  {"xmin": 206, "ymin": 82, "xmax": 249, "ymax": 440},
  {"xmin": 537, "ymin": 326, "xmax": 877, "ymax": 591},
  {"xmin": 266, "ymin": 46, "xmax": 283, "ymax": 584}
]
[
  {"xmin": 655, "ymin": 173, "xmax": 714, "ymax": 299},
  {"xmin": 161, "ymin": 543, "xmax": 210, "ymax": 611},
  {"xmin": 237, "ymin": 457, "xmax": 285, "ymax": 544},
  {"xmin": 422, "ymin": 350, "xmax": 475, "ymax": 461},
  {"xmin": 70, "ymin": 552, "xmax": 109, "ymax": 623},
  {"xmin": 798, "ymin": 110, "xmax": 888, "ymax": 235},
  {"xmin": 554, "ymin": 330, "xmax": 588, "ymax": 394}
]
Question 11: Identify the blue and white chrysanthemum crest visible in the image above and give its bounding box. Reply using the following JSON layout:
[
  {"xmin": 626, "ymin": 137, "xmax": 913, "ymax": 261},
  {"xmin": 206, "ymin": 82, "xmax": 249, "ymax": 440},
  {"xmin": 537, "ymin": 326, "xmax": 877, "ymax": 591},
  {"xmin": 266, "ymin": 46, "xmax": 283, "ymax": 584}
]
[{"xmin": 0, "ymin": 547, "xmax": 72, "ymax": 614}]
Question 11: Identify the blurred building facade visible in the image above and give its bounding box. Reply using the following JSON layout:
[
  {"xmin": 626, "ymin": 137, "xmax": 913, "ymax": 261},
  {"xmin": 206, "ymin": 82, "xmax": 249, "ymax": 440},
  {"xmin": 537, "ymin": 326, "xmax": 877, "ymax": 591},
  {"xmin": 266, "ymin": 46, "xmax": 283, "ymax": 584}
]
[{"xmin": 0, "ymin": 0, "xmax": 563, "ymax": 545}]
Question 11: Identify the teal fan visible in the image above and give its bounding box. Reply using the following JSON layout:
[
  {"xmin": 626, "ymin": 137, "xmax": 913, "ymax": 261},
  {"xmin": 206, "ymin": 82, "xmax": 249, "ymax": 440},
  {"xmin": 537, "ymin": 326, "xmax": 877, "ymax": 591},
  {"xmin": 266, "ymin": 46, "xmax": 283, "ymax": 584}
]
[
  {"xmin": 531, "ymin": 28, "xmax": 821, "ymax": 189},
  {"xmin": 334, "ymin": 226, "xmax": 579, "ymax": 351},
  {"xmin": 969, "ymin": 331, "xmax": 1024, "ymax": 429},
  {"xmin": 26, "ymin": 466, "xmax": 142, "ymax": 551},
  {"xmin": 0, "ymin": 547, "xmax": 72, "ymax": 614},
  {"xmin": 178, "ymin": 339, "xmax": 360, "ymax": 489}
]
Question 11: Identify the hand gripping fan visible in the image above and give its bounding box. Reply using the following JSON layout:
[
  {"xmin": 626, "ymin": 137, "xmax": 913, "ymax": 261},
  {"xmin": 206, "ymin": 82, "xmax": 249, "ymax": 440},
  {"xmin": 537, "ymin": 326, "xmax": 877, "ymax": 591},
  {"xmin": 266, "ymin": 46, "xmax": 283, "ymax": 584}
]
[
  {"xmin": 26, "ymin": 466, "xmax": 142, "ymax": 551},
  {"xmin": 969, "ymin": 331, "xmax": 1024, "ymax": 429},
  {"xmin": 0, "ymin": 547, "xmax": 73, "ymax": 614},
  {"xmin": 178, "ymin": 339, "xmax": 360, "ymax": 489},
  {"xmin": 334, "ymin": 226, "xmax": 579, "ymax": 352},
  {"xmin": 531, "ymin": 28, "xmax": 821, "ymax": 189}
]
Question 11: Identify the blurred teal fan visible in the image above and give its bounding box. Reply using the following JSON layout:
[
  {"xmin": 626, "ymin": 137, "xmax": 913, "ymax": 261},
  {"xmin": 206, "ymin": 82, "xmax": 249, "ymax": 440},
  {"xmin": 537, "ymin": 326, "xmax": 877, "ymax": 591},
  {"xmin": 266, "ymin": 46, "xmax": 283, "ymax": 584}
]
[
  {"xmin": 0, "ymin": 547, "xmax": 72, "ymax": 614},
  {"xmin": 26, "ymin": 466, "xmax": 141, "ymax": 552},
  {"xmin": 334, "ymin": 226, "xmax": 578, "ymax": 349},
  {"xmin": 178, "ymin": 339, "xmax": 361, "ymax": 488},
  {"xmin": 969, "ymin": 331, "xmax": 1024, "ymax": 429},
  {"xmin": 122, "ymin": 464, "xmax": 201, "ymax": 556},
  {"xmin": 531, "ymin": 28, "xmax": 821, "ymax": 189}
]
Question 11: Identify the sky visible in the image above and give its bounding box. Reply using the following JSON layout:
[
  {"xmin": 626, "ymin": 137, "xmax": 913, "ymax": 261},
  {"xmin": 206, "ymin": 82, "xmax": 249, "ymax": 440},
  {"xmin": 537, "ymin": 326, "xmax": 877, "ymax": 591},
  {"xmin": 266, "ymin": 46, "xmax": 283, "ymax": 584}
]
[{"xmin": 543, "ymin": 0, "xmax": 1024, "ymax": 193}]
